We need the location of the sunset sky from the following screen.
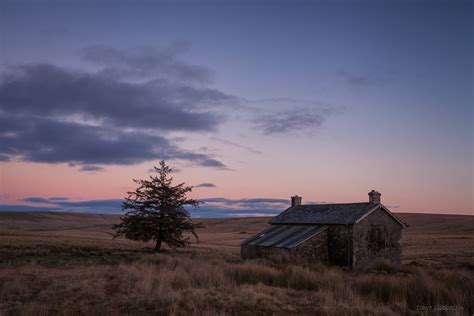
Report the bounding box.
[0,0,472,216]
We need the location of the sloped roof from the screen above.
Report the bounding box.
[269,203,406,227]
[241,224,327,249]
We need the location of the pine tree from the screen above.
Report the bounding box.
[113,160,203,252]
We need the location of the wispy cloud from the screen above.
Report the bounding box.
[148,167,181,173]
[210,137,262,155]
[48,197,69,201]
[254,107,334,135]
[195,183,217,188]
[12,198,123,213]
[200,197,290,215]
[245,98,339,135]
[21,197,52,204]
[79,165,105,172]
[82,41,214,84]
[338,70,395,87]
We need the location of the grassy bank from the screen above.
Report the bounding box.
[1,247,472,316]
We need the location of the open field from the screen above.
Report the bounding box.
[0,212,473,315]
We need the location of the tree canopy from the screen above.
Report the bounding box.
[113,161,203,251]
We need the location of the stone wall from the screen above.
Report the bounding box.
[352,207,402,268]
[291,229,328,263]
[241,243,290,260]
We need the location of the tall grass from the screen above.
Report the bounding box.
[0,250,472,315]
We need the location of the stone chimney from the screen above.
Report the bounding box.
[368,190,381,204]
[291,195,302,207]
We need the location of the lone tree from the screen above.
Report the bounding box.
[113,161,203,252]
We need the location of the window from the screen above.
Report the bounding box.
[368,224,387,252]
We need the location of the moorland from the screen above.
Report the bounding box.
[0,212,472,315]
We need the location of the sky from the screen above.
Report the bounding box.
[0,0,472,216]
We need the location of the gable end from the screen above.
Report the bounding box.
[354,204,407,228]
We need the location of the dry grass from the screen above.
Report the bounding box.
[0,212,473,315]
[0,250,472,315]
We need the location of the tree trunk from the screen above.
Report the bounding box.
[154,239,162,252]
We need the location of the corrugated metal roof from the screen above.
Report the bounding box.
[269,202,378,225]
[241,224,327,249]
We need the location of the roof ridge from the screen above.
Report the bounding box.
[272,202,381,225]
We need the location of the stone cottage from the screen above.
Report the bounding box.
[241,191,407,268]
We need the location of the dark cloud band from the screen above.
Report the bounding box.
[3,196,291,217]
[0,51,232,168]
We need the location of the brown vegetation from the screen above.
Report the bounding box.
[0,212,472,315]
